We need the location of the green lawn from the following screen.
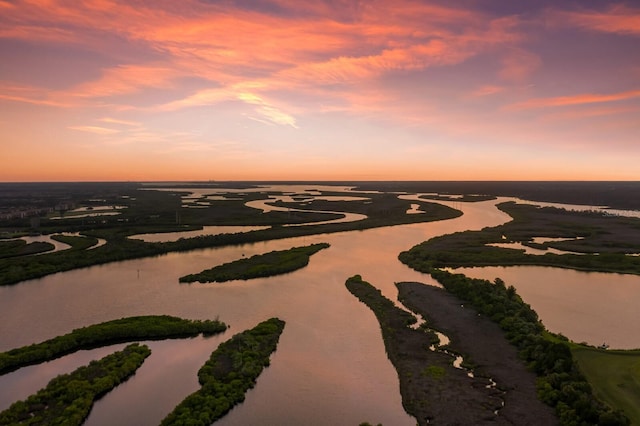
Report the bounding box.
[572,347,640,425]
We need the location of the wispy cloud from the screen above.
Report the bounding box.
[508,89,640,110]
[98,117,141,127]
[549,4,640,36]
[237,92,298,128]
[68,125,120,135]
[0,0,524,117]
[499,49,541,82]
[470,85,506,97]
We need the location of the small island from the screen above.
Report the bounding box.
[161,317,285,425]
[0,343,151,425]
[179,243,330,283]
[0,315,227,375]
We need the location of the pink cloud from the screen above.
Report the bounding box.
[1,0,523,98]
[70,64,181,98]
[550,4,640,36]
[470,85,506,97]
[508,89,640,110]
[499,49,541,82]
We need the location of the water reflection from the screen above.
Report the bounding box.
[129,226,271,243]
[1,194,639,424]
[456,266,640,349]
[9,231,107,255]
[487,242,585,255]
[244,197,368,227]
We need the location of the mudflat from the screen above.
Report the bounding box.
[397,281,558,425]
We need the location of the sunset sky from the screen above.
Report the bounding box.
[1,0,639,181]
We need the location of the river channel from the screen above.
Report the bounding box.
[1,191,639,425]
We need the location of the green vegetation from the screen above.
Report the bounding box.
[50,234,99,250]
[421,365,446,380]
[345,275,417,328]
[0,315,227,375]
[161,318,285,425]
[345,275,507,424]
[0,343,150,425]
[0,239,54,258]
[180,243,330,283]
[399,202,640,275]
[572,347,640,425]
[398,201,640,423]
[401,265,629,425]
[0,183,461,286]
[353,181,640,211]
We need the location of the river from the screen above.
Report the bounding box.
[0,192,638,425]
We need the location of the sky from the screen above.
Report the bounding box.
[1,0,639,182]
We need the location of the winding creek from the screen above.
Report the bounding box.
[1,190,640,425]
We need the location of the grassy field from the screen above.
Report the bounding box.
[572,347,640,425]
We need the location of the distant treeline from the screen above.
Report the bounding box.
[399,202,640,275]
[353,181,640,211]
[0,200,459,286]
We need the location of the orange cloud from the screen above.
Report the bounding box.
[470,85,505,97]
[71,64,180,98]
[538,105,640,123]
[0,83,75,107]
[1,0,522,104]
[508,89,640,110]
[551,5,640,36]
[68,125,120,135]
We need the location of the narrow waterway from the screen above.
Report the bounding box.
[1,192,639,425]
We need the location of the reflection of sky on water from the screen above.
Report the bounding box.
[0,195,508,426]
[245,197,368,227]
[69,205,126,212]
[129,226,271,243]
[2,189,640,424]
[406,203,425,214]
[50,211,122,220]
[458,266,640,350]
[487,242,585,256]
[10,232,106,254]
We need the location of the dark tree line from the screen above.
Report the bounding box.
[0,315,227,375]
[0,343,151,425]
[161,318,285,425]
[413,267,629,425]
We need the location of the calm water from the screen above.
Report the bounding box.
[456,266,640,350]
[1,194,639,425]
[129,226,271,243]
